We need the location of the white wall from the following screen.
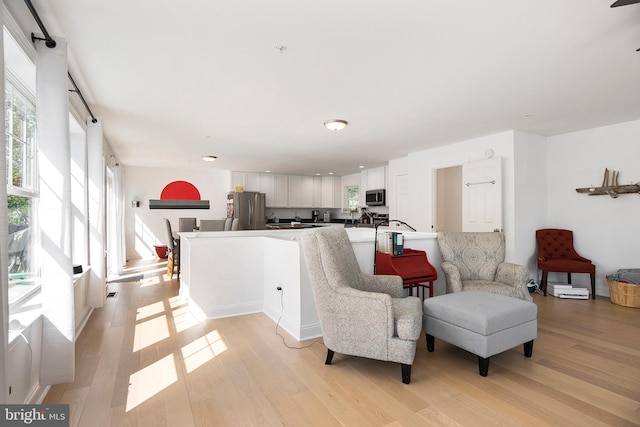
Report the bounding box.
[513,131,548,275]
[407,131,517,256]
[545,120,640,296]
[124,166,231,260]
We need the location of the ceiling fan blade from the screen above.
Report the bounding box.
[611,0,640,7]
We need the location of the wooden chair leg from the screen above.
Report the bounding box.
[541,271,549,296]
[590,273,595,299]
[568,272,572,285]
[167,257,174,280]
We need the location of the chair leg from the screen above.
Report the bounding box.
[568,272,572,285]
[325,349,334,365]
[524,340,534,357]
[590,273,596,299]
[167,257,174,280]
[401,364,411,384]
[426,334,435,352]
[478,356,490,377]
[541,271,549,296]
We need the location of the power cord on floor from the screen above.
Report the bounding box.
[275,287,322,350]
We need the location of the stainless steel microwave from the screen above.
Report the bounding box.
[365,189,385,206]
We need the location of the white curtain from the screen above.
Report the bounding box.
[0,6,10,402]
[37,36,75,385]
[87,118,105,307]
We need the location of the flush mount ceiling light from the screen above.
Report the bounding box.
[201,155,217,162]
[324,119,348,131]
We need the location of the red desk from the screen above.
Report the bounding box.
[375,249,438,300]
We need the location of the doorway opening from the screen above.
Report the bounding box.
[433,165,462,232]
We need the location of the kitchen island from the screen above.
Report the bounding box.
[178,228,441,341]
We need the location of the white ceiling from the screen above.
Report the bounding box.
[6,0,640,176]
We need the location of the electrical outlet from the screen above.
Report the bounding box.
[276,286,282,291]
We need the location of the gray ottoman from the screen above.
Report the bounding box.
[423,290,537,376]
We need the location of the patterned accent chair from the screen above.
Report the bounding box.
[536,229,595,299]
[437,232,532,301]
[300,227,423,384]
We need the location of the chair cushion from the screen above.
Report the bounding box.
[462,281,532,301]
[392,297,422,341]
[539,258,595,274]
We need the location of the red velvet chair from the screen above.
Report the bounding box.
[536,229,595,299]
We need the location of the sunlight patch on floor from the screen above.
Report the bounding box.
[181,330,227,373]
[126,354,177,412]
[140,275,163,288]
[133,314,170,352]
[168,295,186,309]
[136,301,165,321]
[172,304,200,333]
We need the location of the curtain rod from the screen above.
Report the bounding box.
[24,0,98,123]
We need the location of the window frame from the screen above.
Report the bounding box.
[5,58,41,312]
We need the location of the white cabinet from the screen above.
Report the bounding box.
[260,174,275,207]
[313,176,323,207]
[258,173,331,208]
[361,166,387,192]
[260,174,288,207]
[274,175,289,207]
[321,176,341,208]
[288,175,302,207]
[360,166,388,206]
[245,173,261,191]
[231,171,261,191]
[300,176,314,207]
[287,175,317,207]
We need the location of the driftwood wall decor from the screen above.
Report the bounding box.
[576,168,640,198]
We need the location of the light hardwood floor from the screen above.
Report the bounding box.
[44,260,640,426]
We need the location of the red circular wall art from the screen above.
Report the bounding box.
[160,181,201,200]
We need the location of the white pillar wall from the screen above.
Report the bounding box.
[87,118,106,307]
[0,7,10,402]
[36,36,75,385]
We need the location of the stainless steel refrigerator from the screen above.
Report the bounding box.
[226,191,266,230]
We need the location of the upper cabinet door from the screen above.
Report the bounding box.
[462,157,502,232]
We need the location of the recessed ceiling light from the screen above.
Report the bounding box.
[265,170,271,173]
[329,172,334,175]
[323,119,348,131]
[359,165,365,169]
[201,155,217,162]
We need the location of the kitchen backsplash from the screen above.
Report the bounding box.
[266,207,389,222]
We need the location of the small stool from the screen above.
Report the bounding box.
[423,291,537,376]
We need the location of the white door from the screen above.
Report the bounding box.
[462,157,502,232]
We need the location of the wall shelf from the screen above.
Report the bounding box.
[576,168,639,198]
[575,184,640,198]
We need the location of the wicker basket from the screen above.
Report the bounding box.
[607,279,640,308]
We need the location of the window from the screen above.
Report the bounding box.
[5,33,40,309]
[343,185,360,213]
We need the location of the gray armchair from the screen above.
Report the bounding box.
[300,227,422,384]
[437,231,531,301]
